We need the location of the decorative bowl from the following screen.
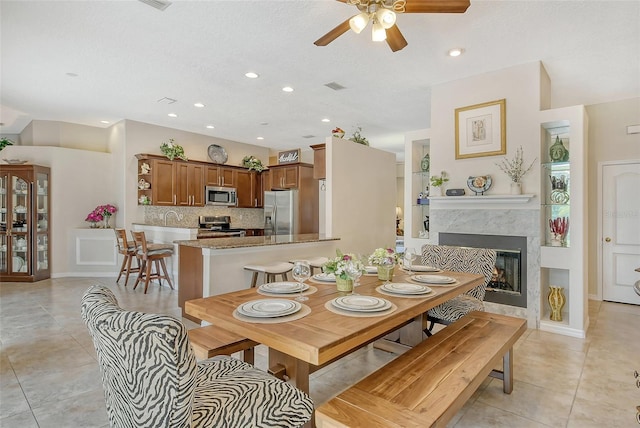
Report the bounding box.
[332,131,345,138]
[3,159,27,165]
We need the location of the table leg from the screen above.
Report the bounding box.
[399,314,425,346]
[268,348,314,427]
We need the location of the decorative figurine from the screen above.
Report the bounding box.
[549,136,569,162]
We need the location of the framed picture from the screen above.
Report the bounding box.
[455,98,506,159]
[277,149,300,164]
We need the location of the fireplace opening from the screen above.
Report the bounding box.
[439,233,527,308]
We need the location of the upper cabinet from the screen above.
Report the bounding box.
[310,144,326,180]
[236,170,264,208]
[268,164,314,190]
[206,166,237,188]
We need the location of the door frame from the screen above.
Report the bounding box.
[596,158,640,301]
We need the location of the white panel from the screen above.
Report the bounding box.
[614,254,639,286]
[76,237,117,265]
[614,172,640,246]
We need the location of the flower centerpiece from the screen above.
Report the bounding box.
[160,138,188,161]
[368,247,399,280]
[242,155,265,172]
[322,250,364,291]
[430,171,449,196]
[332,127,345,138]
[85,204,118,228]
[495,146,536,194]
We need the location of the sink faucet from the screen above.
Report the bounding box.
[164,210,183,226]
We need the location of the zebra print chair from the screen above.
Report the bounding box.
[81,285,313,428]
[421,244,496,337]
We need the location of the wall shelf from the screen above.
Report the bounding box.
[428,194,536,204]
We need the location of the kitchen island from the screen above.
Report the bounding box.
[176,234,340,323]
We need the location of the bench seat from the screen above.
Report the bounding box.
[315,311,527,428]
[188,325,258,364]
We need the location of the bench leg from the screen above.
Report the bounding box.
[503,347,513,393]
[243,347,255,365]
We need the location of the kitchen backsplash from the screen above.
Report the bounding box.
[142,206,265,228]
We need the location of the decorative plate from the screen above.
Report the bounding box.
[3,159,27,165]
[207,144,228,164]
[467,175,492,195]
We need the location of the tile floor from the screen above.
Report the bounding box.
[1,277,638,427]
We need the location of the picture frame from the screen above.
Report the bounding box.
[455,98,506,159]
[277,149,300,164]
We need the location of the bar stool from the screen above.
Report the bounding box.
[114,228,140,285]
[131,230,174,294]
[290,256,328,275]
[243,262,294,288]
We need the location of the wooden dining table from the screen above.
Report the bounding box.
[185,266,483,394]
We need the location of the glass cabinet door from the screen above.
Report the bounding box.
[11,174,30,274]
[36,172,49,272]
[0,173,7,273]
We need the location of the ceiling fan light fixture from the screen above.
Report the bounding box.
[371,19,387,42]
[376,8,396,29]
[349,12,370,34]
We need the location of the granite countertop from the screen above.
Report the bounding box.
[175,234,340,250]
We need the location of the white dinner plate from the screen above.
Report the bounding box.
[12,256,24,271]
[364,265,378,274]
[313,273,336,282]
[258,281,308,294]
[402,265,441,273]
[237,299,301,318]
[382,282,432,295]
[411,274,456,284]
[331,296,391,312]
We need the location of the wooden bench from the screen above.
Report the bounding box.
[315,311,527,428]
[187,325,258,364]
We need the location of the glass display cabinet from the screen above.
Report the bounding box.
[0,164,51,282]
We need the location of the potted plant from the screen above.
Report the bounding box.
[242,155,265,172]
[160,138,188,161]
[368,247,399,281]
[349,127,369,146]
[322,250,364,292]
[430,171,449,196]
[495,146,536,194]
[0,137,14,151]
[332,127,345,138]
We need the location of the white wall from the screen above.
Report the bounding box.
[430,61,549,199]
[586,97,640,295]
[1,145,116,275]
[325,137,396,256]
[19,120,110,151]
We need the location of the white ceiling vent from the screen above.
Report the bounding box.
[138,0,172,11]
[157,97,177,104]
[302,135,316,139]
[324,82,346,91]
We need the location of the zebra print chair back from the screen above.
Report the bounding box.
[81,285,313,428]
[421,245,497,336]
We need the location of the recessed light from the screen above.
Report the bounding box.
[282,86,294,93]
[194,102,205,108]
[448,48,464,57]
[257,137,264,140]
[321,118,330,123]
[168,113,178,118]
[245,72,259,79]
[100,120,110,124]
[206,125,215,129]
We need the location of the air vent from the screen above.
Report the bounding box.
[138,0,172,11]
[157,97,177,104]
[302,135,316,139]
[324,82,347,91]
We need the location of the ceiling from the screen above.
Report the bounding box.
[1,1,638,160]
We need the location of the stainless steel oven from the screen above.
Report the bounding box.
[205,186,237,206]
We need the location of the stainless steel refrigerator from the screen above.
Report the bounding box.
[264,190,299,235]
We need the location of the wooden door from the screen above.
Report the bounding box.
[152,159,176,205]
[602,162,640,304]
[282,166,299,188]
[189,164,204,206]
[219,168,236,187]
[235,170,254,208]
[270,168,285,189]
[206,166,220,186]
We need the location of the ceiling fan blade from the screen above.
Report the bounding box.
[314,19,352,46]
[386,25,408,52]
[403,0,470,13]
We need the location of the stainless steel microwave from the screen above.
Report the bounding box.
[205,186,237,206]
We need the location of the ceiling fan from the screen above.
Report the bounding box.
[314,0,470,52]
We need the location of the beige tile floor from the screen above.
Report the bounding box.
[1,277,638,427]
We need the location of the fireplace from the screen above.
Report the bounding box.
[439,233,527,308]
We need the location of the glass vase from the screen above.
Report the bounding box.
[103,215,112,229]
[548,286,566,321]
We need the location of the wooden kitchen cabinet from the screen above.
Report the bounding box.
[0,165,51,282]
[150,158,176,206]
[175,162,204,206]
[268,164,314,190]
[310,143,326,180]
[236,170,265,208]
[206,166,237,187]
